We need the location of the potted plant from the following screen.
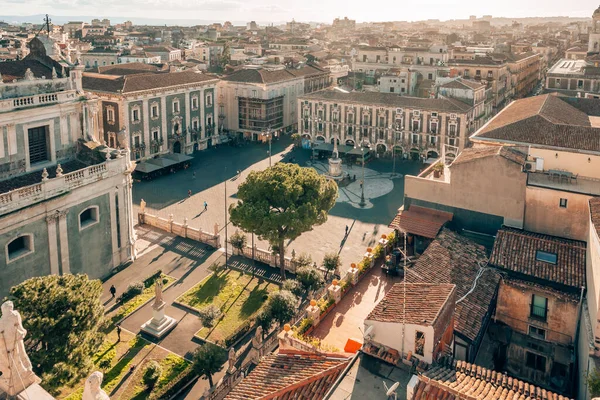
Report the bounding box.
[432,163,444,178]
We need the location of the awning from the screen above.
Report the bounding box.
[164,153,194,163]
[147,157,178,168]
[388,206,453,239]
[134,162,162,174]
[312,143,357,154]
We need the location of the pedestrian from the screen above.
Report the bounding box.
[193,171,196,179]
[345,225,349,235]
[109,284,116,298]
[188,189,192,198]
[353,174,356,181]
[360,181,363,189]
[204,201,208,211]
[116,325,121,342]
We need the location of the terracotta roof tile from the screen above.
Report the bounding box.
[474,95,600,152]
[366,283,456,325]
[389,206,453,239]
[451,145,526,167]
[406,229,500,342]
[590,198,600,238]
[299,91,473,113]
[417,359,572,400]
[225,352,349,400]
[222,68,300,84]
[489,227,586,291]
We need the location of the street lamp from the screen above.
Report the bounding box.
[355,145,366,208]
[261,125,273,167]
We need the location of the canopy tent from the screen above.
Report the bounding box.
[147,157,178,168]
[134,162,162,174]
[164,153,194,163]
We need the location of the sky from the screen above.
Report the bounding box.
[0,0,596,24]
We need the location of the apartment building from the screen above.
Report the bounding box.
[505,52,542,98]
[546,59,600,98]
[83,63,220,158]
[297,90,476,160]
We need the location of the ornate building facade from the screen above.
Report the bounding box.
[0,38,135,297]
[82,64,220,160]
[297,91,475,160]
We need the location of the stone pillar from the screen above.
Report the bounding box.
[46,213,60,275]
[161,95,168,145]
[142,98,150,150]
[168,214,174,233]
[328,280,342,304]
[306,299,321,326]
[182,217,188,238]
[109,190,120,268]
[57,210,70,274]
[347,266,359,285]
[185,91,191,144]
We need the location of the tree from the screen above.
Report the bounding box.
[229,230,247,254]
[265,290,297,326]
[589,369,600,397]
[295,253,313,269]
[229,163,337,278]
[255,309,273,336]
[322,253,341,280]
[7,274,105,388]
[282,279,303,297]
[219,41,231,68]
[192,343,227,387]
[291,132,302,147]
[296,266,324,294]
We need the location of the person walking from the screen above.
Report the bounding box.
[109,284,116,299]
[345,225,349,236]
[116,325,121,342]
[188,190,192,198]
[204,201,208,211]
[193,171,196,179]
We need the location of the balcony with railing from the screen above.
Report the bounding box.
[0,90,79,113]
[0,151,131,216]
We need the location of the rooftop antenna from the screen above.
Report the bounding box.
[383,381,400,400]
[44,14,51,36]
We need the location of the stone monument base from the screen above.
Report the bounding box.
[327,157,344,181]
[16,383,53,400]
[140,302,177,338]
[0,370,40,398]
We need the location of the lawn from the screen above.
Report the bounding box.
[176,269,279,344]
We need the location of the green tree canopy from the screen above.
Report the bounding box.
[265,290,297,326]
[6,274,105,388]
[192,343,227,387]
[229,163,337,278]
[296,266,324,294]
[322,253,341,280]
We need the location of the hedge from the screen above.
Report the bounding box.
[224,319,253,348]
[148,365,196,400]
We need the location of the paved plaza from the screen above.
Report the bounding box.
[132,135,423,270]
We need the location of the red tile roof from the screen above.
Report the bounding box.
[389,206,453,239]
[590,198,600,238]
[407,229,500,342]
[473,94,600,153]
[366,283,456,325]
[451,146,526,167]
[415,359,572,400]
[489,228,586,291]
[225,352,349,400]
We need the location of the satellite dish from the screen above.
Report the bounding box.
[386,382,400,397]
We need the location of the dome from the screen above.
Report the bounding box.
[593,5,600,20]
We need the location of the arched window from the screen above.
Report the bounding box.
[79,206,99,231]
[6,234,34,263]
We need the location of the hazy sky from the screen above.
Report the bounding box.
[1,0,596,23]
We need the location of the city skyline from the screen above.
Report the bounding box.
[0,0,596,25]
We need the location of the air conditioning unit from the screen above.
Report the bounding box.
[524,161,536,171]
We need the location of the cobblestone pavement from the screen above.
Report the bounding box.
[132,135,423,279]
[310,266,402,351]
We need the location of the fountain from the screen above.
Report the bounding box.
[327,136,344,181]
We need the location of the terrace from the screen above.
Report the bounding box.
[527,171,600,196]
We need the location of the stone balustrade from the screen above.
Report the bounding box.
[0,154,128,216]
[0,90,78,112]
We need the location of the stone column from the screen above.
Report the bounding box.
[199,89,206,140]
[142,98,150,150]
[328,280,342,304]
[46,213,60,275]
[161,95,168,145]
[57,210,70,274]
[109,190,119,267]
[185,91,191,143]
[6,123,16,156]
[306,299,321,326]
[60,114,69,147]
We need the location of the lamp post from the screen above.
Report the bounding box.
[261,125,273,167]
[355,145,366,208]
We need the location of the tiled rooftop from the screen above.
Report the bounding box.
[406,229,500,342]
[299,91,473,113]
[415,359,572,400]
[489,227,586,291]
[366,283,455,325]
[451,146,526,167]
[473,94,600,153]
[225,351,349,400]
[389,205,453,239]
